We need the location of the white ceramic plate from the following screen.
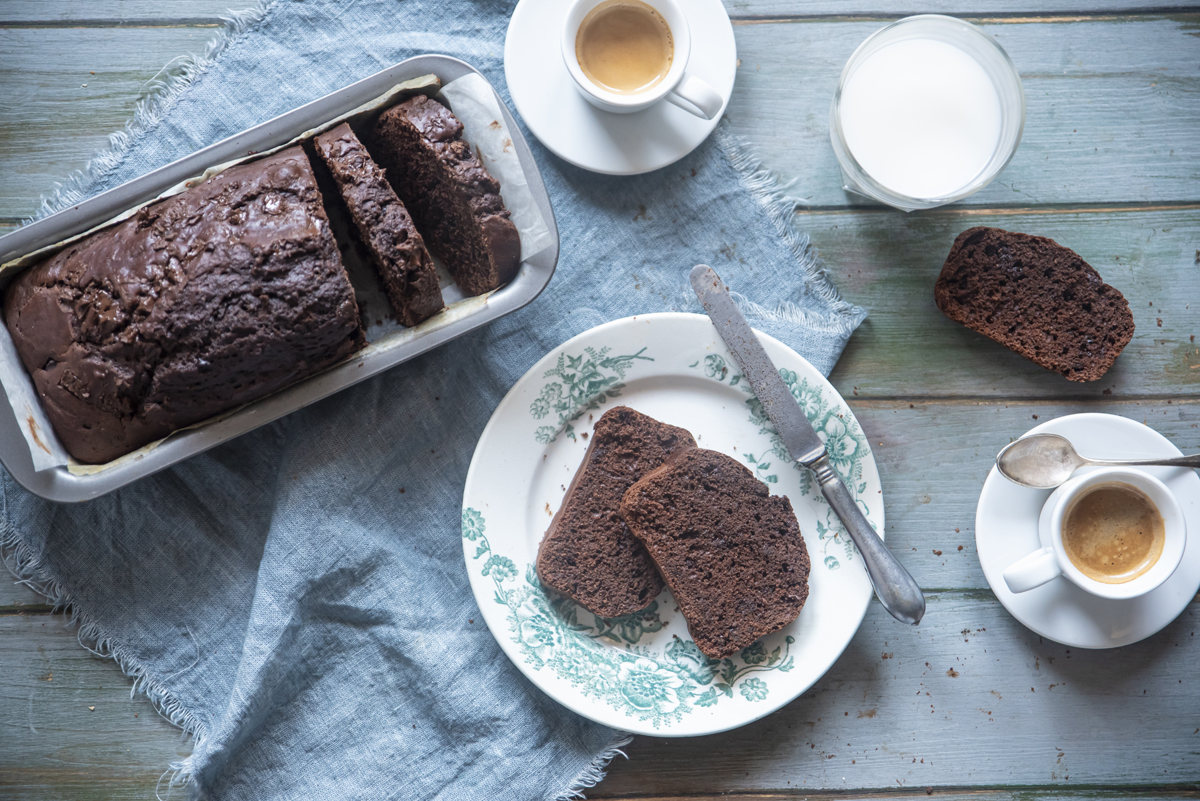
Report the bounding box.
[462,314,881,735]
[976,413,1200,649]
[504,0,737,175]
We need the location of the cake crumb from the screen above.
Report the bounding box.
[399,488,405,494]
[933,550,942,556]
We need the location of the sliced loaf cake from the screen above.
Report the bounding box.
[537,406,696,618]
[934,227,1135,382]
[370,96,520,296]
[620,448,810,659]
[311,123,443,327]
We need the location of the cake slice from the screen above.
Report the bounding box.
[369,95,520,296]
[537,406,696,618]
[620,448,811,659]
[934,227,1135,382]
[311,123,443,327]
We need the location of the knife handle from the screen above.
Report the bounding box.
[811,455,926,625]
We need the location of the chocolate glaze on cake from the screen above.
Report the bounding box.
[3,147,364,464]
[935,227,1135,382]
[369,96,520,297]
[311,123,443,327]
[620,448,811,660]
[537,406,696,618]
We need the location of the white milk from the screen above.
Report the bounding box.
[838,38,1002,200]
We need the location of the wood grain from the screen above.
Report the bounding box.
[725,15,1200,209]
[0,0,1188,25]
[596,594,1200,796]
[1,16,1199,220]
[0,613,187,801]
[0,27,221,220]
[814,207,1200,400]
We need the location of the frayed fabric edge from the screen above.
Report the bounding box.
[1,522,206,797]
[555,731,635,800]
[713,126,868,339]
[4,6,286,795]
[31,0,280,223]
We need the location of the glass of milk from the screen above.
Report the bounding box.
[829,15,1025,211]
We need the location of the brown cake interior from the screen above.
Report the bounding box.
[310,123,443,328]
[934,226,1135,382]
[537,406,696,618]
[620,448,811,659]
[370,96,520,297]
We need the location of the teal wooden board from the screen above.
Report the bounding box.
[1,16,1199,219]
[812,206,1200,400]
[2,5,1199,800]
[0,0,1187,24]
[725,15,1200,209]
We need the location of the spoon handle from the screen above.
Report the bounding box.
[1085,454,1200,470]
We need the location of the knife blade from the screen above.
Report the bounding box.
[691,264,926,625]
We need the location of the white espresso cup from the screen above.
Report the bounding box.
[1002,468,1186,600]
[561,0,724,119]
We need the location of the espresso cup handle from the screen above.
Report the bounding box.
[666,72,723,120]
[1002,546,1062,594]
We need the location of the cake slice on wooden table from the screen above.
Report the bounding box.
[934,226,1135,382]
[369,95,520,297]
[537,406,696,618]
[311,122,444,327]
[620,448,811,660]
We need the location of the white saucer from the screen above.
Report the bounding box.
[976,413,1200,649]
[504,0,737,175]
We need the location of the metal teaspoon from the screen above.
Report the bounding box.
[996,433,1200,489]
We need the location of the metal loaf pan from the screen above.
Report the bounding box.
[0,55,558,502]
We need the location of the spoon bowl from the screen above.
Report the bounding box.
[997,432,1200,489]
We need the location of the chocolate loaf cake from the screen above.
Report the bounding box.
[934,227,1135,382]
[537,406,696,618]
[312,123,443,327]
[3,147,364,464]
[620,449,810,659]
[370,96,520,296]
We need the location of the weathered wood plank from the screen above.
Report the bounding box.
[596,594,1200,796]
[0,27,220,220]
[725,15,1200,209]
[4,598,1197,798]
[812,206,1200,400]
[0,0,1187,25]
[598,795,1200,801]
[0,612,188,801]
[1,16,1199,220]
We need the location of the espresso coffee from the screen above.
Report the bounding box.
[576,0,674,95]
[1062,482,1165,584]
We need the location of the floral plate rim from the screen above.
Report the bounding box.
[462,312,881,736]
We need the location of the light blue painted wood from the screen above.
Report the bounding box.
[2,4,1199,800]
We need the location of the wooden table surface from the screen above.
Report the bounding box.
[2,1,1199,799]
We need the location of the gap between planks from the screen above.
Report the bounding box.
[2,9,1195,28]
[591,789,1200,800]
[731,9,1200,24]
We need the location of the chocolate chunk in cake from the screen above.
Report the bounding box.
[3,147,363,464]
[312,123,443,327]
[369,95,520,297]
[537,406,696,618]
[934,226,1135,382]
[620,448,811,659]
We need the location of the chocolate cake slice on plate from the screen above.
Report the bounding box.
[620,448,811,659]
[312,122,443,327]
[370,95,520,297]
[537,406,696,618]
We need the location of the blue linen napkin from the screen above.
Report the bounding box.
[2,1,866,798]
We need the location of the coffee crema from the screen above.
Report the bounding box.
[576,0,674,95]
[1062,482,1165,584]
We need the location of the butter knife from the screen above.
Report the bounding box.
[690,264,926,625]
